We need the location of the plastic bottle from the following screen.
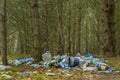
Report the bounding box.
[42,51,52,62]
[76,52,81,57]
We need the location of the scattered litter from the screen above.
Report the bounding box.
[0,65,11,70]
[16,71,36,75]
[16,71,39,76]
[66,73,72,77]
[82,62,97,71]
[114,70,120,73]
[83,66,97,71]
[58,69,69,74]
[45,72,55,76]
[98,70,112,74]
[8,60,14,65]
[31,64,40,68]
[47,70,51,72]
[33,71,38,74]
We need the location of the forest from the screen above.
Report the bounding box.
[0,0,120,80]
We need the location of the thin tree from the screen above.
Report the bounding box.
[1,0,8,65]
[44,0,49,50]
[56,0,64,55]
[31,0,41,60]
[102,0,116,56]
[77,0,81,53]
[68,0,71,54]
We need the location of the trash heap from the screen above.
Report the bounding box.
[37,51,120,74]
[13,51,120,74]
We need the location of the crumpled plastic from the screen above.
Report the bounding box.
[14,58,34,66]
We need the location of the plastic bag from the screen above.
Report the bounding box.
[42,51,52,62]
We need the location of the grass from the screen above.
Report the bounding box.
[8,53,31,59]
[107,57,120,70]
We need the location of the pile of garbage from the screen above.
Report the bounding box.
[13,51,120,74]
[37,51,120,74]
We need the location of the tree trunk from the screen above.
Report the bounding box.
[68,0,71,55]
[1,0,8,65]
[44,0,49,50]
[56,0,64,55]
[102,0,116,56]
[85,22,89,53]
[31,0,41,61]
[77,0,81,53]
[19,31,24,53]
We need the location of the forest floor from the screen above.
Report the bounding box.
[0,54,120,80]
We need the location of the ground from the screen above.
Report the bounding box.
[0,54,120,80]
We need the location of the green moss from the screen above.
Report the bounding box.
[11,67,19,72]
[108,59,120,70]
[34,74,44,80]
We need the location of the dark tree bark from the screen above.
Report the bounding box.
[31,0,41,61]
[85,23,89,53]
[44,0,49,50]
[68,0,71,55]
[102,0,116,56]
[29,4,34,54]
[72,20,76,54]
[77,0,81,53]
[19,31,24,54]
[1,0,8,65]
[56,0,64,55]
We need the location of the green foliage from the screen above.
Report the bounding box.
[35,74,44,80]
[11,67,19,72]
[0,0,120,56]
